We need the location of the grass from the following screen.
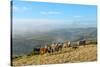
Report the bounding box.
[12,44,97,66]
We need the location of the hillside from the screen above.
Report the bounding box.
[12,44,97,66]
[12,27,97,56]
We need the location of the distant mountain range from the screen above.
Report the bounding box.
[12,27,97,56]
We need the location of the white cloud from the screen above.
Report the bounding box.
[13,18,69,33]
[13,6,18,11]
[13,6,28,12]
[13,18,66,26]
[73,15,83,18]
[40,11,61,15]
[23,6,28,10]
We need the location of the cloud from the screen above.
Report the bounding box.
[40,11,61,15]
[22,6,28,10]
[13,18,69,33]
[13,18,67,26]
[13,6,28,12]
[13,18,69,31]
[13,6,18,11]
[73,15,83,18]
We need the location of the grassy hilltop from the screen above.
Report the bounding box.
[12,44,97,66]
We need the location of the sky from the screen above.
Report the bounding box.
[12,1,97,33]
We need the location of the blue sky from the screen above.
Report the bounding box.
[12,1,97,32]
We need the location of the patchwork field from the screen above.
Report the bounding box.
[12,44,97,66]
